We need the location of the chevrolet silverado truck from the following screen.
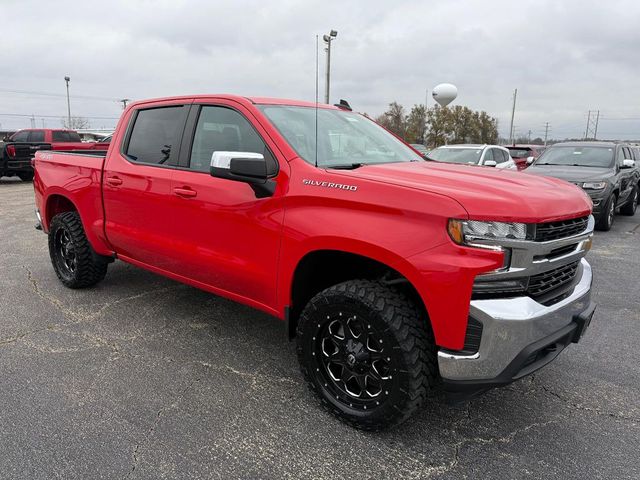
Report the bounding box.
[33,95,596,430]
[8,128,108,151]
[527,141,639,230]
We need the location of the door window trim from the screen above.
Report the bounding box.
[178,103,279,177]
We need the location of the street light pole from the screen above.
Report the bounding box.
[64,76,71,128]
[322,30,338,104]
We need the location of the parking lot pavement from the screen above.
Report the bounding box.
[1,177,639,480]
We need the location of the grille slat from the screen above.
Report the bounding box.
[527,261,580,298]
[534,216,588,242]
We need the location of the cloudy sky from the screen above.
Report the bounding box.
[2,0,640,140]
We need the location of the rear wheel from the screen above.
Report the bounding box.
[296,279,437,430]
[620,187,638,216]
[48,211,109,288]
[17,171,34,181]
[595,193,617,231]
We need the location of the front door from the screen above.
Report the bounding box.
[167,102,287,311]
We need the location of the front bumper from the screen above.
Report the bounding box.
[439,258,594,401]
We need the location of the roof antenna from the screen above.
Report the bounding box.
[315,34,319,168]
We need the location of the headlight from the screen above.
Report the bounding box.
[448,219,527,247]
[582,182,606,190]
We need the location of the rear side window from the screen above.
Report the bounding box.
[11,131,29,142]
[28,130,45,142]
[189,105,276,173]
[52,131,82,142]
[125,106,188,165]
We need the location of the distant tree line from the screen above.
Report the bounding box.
[374,102,499,147]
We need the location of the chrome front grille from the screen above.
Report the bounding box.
[533,216,589,242]
[471,215,594,305]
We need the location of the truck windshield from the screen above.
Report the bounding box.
[258,105,423,167]
[535,146,614,167]
[428,147,482,164]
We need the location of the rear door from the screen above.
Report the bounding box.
[103,101,191,268]
[618,147,635,204]
[166,101,287,310]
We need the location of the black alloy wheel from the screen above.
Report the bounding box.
[48,211,109,288]
[316,310,391,410]
[53,227,77,276]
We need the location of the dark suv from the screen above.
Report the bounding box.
[526,141,639,230]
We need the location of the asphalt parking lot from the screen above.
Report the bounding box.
[1,177,639,480]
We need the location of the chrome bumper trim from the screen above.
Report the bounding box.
[438,258,593,381]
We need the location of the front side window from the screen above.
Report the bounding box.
[28,130,45,142]
[189,106,274,173]
[125,106,187,165]
[259,105,422,168]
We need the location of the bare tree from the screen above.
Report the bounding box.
[61,116,90,129]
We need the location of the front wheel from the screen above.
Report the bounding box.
[48,211,108,288]
[620,187,638,216]
[595,193,617,231]
[296,280,437,430]
[18,171,34,181]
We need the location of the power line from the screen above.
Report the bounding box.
[0,87,122,102]
[0,112,120,120]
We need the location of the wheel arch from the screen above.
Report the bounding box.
[44,193,78,230]
[286,248,431,340]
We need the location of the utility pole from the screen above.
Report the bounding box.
[527,129,532,143]
[543,122,550,146]
[585,110,600,140]
[64,76,71,128]
[120,98,130,110]
[584,110,591,139]
[30,115,35,128]
[322,30,338,104]
[508,88,517,145]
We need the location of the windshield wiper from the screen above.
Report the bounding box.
[325,163,366,170]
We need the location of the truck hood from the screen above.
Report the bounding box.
[335,161,592,223]
[525,165,612,183]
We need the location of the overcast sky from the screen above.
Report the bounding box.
[2,0,640,140]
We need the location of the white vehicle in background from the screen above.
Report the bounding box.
[427,144,517,169]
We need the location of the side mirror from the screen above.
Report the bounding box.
[484,160,497,167]
[621,159,635,169]
[526,156,535,164]
[2,136,10,142]
[210,151,276,198]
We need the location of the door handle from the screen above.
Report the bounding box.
[173,187,197,198]
[106,176,123,186]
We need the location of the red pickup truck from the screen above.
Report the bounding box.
[9,128,108,151]
[33,95,596,430]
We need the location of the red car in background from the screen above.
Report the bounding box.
[8,129,109,151]
[505,144,546,170]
